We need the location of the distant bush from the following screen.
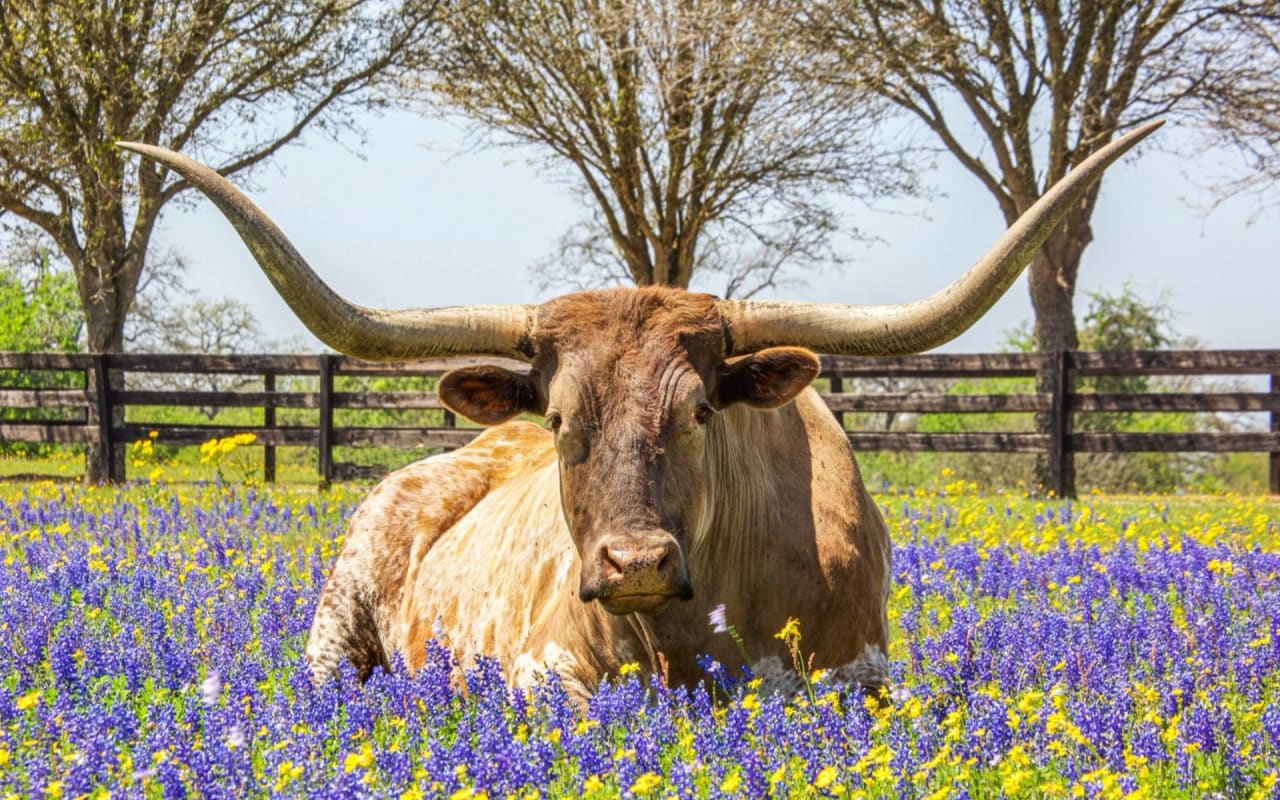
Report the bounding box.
[0,250,84,458]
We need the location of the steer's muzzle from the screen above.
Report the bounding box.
[580,530,693,614]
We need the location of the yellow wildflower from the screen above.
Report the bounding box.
[774,618,801,643]
[273,761,303,792]
[630,772,663,795]
[343,742,375,773]
[814,766,838,789]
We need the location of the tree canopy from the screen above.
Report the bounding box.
[0,0,442,355]
[0,0,442,481]
[424,0,919,297]
[811,0,1278,493]
[812,0,1278,354]
[1189,6,1280,213]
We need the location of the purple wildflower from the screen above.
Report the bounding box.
[708,603,728,634]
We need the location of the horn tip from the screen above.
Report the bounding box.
[1128,119,1165,142]
[117,141,164,161]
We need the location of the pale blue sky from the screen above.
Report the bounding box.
[152,111,1279,354]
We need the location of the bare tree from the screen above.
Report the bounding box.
[1188,6,1280,214]
[0,0,442,480]
[422,0,919,296]
[811,0,1279,490]
[115,249,264,417]
[124,251,260,354]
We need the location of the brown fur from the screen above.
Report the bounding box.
[305,287,891,701]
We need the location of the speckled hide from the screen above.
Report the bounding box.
[305,288,892,703]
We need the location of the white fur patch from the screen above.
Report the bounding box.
[828,644,890,690]
[750,645,891,699]
[512,641,587,697]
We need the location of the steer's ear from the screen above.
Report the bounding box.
[715,347,821,409]
[439,365,543,425]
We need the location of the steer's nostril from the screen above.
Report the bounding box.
[600,545,624,580]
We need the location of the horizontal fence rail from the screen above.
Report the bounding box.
[0,350,1277,493]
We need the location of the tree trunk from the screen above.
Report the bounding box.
[80,257,139,484]
[1028,220,1092,497]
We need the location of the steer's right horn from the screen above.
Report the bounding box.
[118,143,536,362]
[718,120,1164,357]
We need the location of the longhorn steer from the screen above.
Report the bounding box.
[121,121,1159,702]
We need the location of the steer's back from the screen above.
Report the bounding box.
[305,421,561,681]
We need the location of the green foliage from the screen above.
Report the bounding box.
[0,251,84,458]
[1072,285,1204,492]
[331,373,464,475]
[1079,284,1179,352]
[0,250,82,352]
[1078,283,1182,405]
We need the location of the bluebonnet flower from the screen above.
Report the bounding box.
[2,483,1278,797]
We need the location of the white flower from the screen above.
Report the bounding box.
[707,603,728,634]
[199,670,223,706]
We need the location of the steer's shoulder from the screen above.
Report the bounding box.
[334,421,552,606]
[307,420,557,679]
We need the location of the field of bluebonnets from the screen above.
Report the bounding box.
[2,469,1279,799]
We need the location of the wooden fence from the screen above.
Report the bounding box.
[1,350,1278,494]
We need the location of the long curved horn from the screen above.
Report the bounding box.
[718,120,1163,356]
[118,142,535,362]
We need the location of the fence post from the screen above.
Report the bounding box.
[318,355,335,487]
[829,375,846,431]
[263,372,276,483]
[1047,350,1072,498]
[1271,374,1279,495]
[90,354,121,483]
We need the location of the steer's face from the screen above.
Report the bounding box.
[438,288,818,615]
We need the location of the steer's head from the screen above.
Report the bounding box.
[436,289,819,613]
[117,121,1159,613]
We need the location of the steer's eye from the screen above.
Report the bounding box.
[545,411,563,432]
[694,401,716,425]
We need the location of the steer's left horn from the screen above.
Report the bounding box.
[718,120,1163,356]
[118,142,535,362]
